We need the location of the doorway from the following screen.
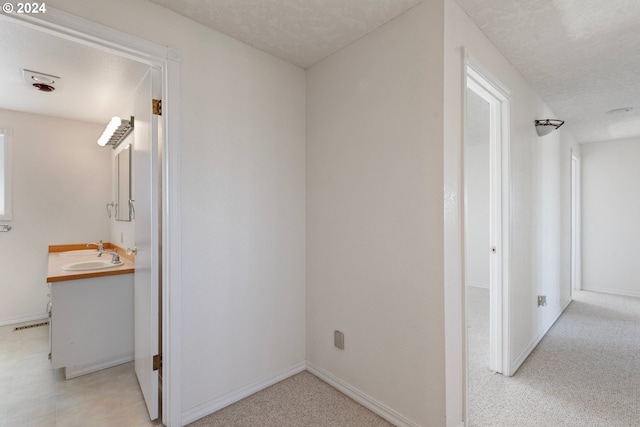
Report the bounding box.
[463,55,511,422]
[2,9,180,426]
[464,57,511,374]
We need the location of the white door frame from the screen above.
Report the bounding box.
[464,54,511,378]
[571,150,582,291]
[3,9,183,427]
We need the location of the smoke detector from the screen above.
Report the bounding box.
[22,69,62,92]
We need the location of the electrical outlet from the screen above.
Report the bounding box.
[334,330,344,350]
[121,232,124,243]
[538,295,547,307]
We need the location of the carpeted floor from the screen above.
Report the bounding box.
[188,371,394,427]
[467,287,640,426]
[187,289,639,427]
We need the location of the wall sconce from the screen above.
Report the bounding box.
[98,116,134,148]
[534,119,564,137]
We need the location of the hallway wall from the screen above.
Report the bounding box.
[306,2,446,425]
[581,137,640,297]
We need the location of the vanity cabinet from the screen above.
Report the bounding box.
[47,245,135,380]
[50,274,134,379]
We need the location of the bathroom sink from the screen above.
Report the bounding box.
[59,249,99,256]
[61,260,123,271]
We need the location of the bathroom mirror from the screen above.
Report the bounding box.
[116,147,131,221]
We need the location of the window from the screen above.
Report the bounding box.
[0,129,12,221]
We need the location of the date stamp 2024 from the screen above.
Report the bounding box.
[2,2,46,14]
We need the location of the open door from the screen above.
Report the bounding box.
[464,55,512,375]
[464,54,512,425]
[132,68,161,420]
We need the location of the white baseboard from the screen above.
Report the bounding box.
[510,297,572,374]
[0,313,48,327]
[581,287,640,299]
[181,362,306,426]
[466,281,489,289]
[306,362,420,427]
[65,353,134,379]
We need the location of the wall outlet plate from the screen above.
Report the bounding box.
[538,295,547,307]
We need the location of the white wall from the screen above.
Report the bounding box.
[0,108,110,325]
[46,0,307,420]
[306,2,446,426]
[581,138,640,297]
[444,1,580,423]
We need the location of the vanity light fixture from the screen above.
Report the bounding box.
[98,116,134,148]
[534,118,564,137]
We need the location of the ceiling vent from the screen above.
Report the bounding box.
[22,69,62,92]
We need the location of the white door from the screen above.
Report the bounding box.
[465,59,511,376]
[132,68,160,420]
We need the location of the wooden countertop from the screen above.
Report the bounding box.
[47,243,135,283]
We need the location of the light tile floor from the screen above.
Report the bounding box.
[0,321,161,427]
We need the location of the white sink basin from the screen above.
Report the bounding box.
[59,249,99,256]
[61,260,123,271]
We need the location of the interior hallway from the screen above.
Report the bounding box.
[467,287,640,426]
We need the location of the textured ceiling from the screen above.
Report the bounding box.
[148,0,424,68]
[0,17,150,125]
[455,0,640,144]
[4,0,637,144]
[152,0,640,143]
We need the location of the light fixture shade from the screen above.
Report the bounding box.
[535,119,564,137]
[98,116,134,148]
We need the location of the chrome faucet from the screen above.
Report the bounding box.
[98,248,121,264]
[87,240,104,252]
